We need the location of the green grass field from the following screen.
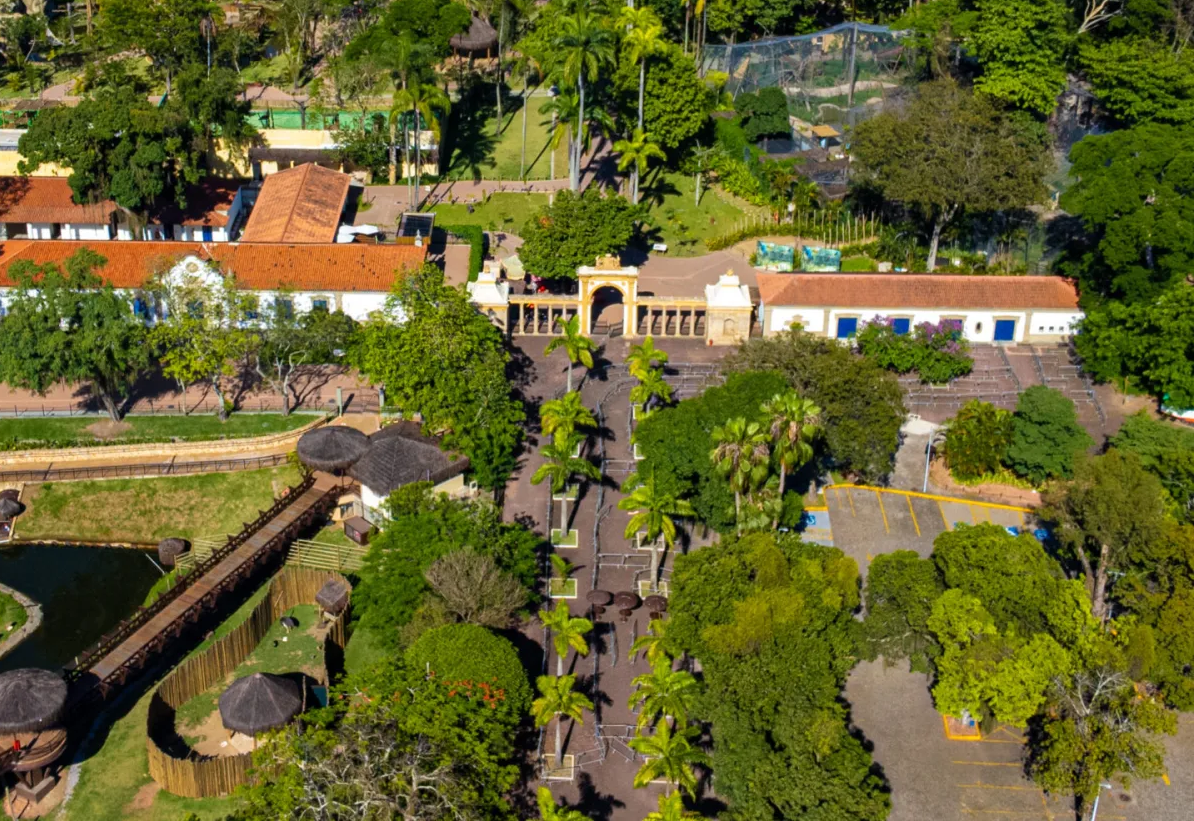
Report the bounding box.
[0,591,27,632]
[445,93,568,182]
[641,171,767,256]
[0,413,314,448]
[430,192,549,235]
[19,466,303,544]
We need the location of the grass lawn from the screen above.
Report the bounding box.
[18,466,303,544]
[640,171,767,256]
[0,590,27,631]
[344,623,389,676]
[445,94,568,183]
[309,522,358,549]
[175,604,322,738]
[0,413,315,448]
[430,192,549,236]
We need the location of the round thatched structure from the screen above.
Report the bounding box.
[219,673,302,737]
[296,426,369,472]
[1,727,68,772]
[450,15,498,53]
[157,537,189,568]
[0,497,24,518]
[0,669,68,733]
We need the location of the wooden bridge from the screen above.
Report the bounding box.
[63,472,343,709]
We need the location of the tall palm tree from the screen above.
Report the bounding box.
[492,0,532,126]
[646,792,705,821]
[539,87,578,182]
[680,0,706,56]
[629,658,699,729]
[540,600,594,676]
[545,314,596,392]
[761,392,822,521]
[392,79,450,210]
[614,128,667,204]
[533,673,594,772]
[531,431,601,537]
[512,49,545,180]
[541,391,597,440]
[626,335,669,380]
[618,470,694,592]
[382,35,431,187]
[629,367,673,417]
[630,618,670,665]
[555,6,615,191]
[619,7,665,132]
[538,787,587,821]
[628,722,709,797]
[710,418,771,535]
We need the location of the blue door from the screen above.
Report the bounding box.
[836,317,858,339]
[892,317,911,335]
[202,226,214,242]
[993,319,1016,342]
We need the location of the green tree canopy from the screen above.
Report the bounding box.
[970,0,1070,114]
[613,45,712,152]
[1006,386,1094,484]
[1111,412,1194,523]
[98,0,216,93]
[943,400,1013,481]
[0,249,150,422]
[734,87,791,141]
[862,550,945,672]
[851,79,1049,271]
[519,189,640,280]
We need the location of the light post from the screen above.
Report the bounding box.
[922,429,945,493]
[1089,782,1113,821]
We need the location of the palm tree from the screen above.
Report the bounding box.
[533,673,594,773]
[710,418,771,535]
[512,49,545,180]
[382,34,431,187]
[539,87,578,182]
[531,431,601,537]
[629,658,699,729]
[540,600,594,676]
[614,128,667,205]
[629,367,673,417]
[680,0,706,56]
[544,314,596,392]
[626,335,669,380]
[646,792,704,821]
[618,470,694,592]
[538,786,587,821]
[555,6,615,191]
[761,392,822,524]
[628,721,709,797]
[392,79,450,210]
[630,618,670,665]
[691,141,716,207]
[492,0,532,127]
[540,390,597,440]
[619,7,665,132]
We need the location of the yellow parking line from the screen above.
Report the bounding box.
[960,812,1047,817]
[952,761,1020,767]
[1019,510,1025,527]
[1163,772,1170,786]
[825,484,1032,513]
[969,505,978,524]
[938,500,950,530]
[846,489,856,517]
[907,495,920,536]
[958,784,1040,792]
[875,490,889,533]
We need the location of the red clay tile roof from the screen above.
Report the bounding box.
[0,177,116,226]
[0,240,427,292]
[756,273,1080,311]
[239,164,351,244]
[152,180,243,228]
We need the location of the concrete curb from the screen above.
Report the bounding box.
[0,580,42,660]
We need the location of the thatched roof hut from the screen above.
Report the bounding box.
[296,426,369,472]
[0,669,67,733]
[450,15,498,53]
[219,673,302,737]
[157,537,189,568]
[0,497,24,519]
[315,578,351,616]
[348,422,469,500]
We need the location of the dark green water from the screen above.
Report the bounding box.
[0,544,159,672]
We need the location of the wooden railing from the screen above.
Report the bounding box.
[62,473,319,683]
[0,454,290,484]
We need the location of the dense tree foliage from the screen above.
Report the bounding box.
[353,484,540,650]
[856,317,974,384]
[669,532,890,821]
[1111,412,1194,523]
[862,550,944,672]
[943,400,1013,480]
[733,87,790,141]
[519,189,640,281]
[1006,386,1094,484]
[0,250,149,422]
[350,265,524,489]
[723,329,907,481]
[852,80,1049,271]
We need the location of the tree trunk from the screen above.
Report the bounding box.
[521,87,529,180]
[650,537,661,592]
[565,360,573,392]
[176,378,189,415]
[573,75,585,192]
[99,389,121,423]
[389,118,397,185]
[554,713,563,767]
[773,459,786,529]
[632,166,639,205]
[683,4,690,53]
[86,0,92,37]
[926,213,945,272]
[734,490,742,536]
[638,59,646,132]
[695,170,701,206]
[413,106,422,210]
[560,494,569,534]
[557,646,565,677]
[211,379,229,421]
[496,13,505,125]
[550,111,558,179]
[1091,543,1112,620]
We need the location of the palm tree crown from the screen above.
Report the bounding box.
[618,471,694,548]
[540,600,594,676]
[614,128,667,204]
[711,417,772,534]
[545,314,597,392]
[626,335,669,380]
[630,618,671,665]
[628,721,709,797]
[531,431,601,495]
[761,391,822,503]
[537,787,588,821]
[646,792,705,821]
[541,390,597,440]
[629,658,700,729]
[630,367,673,416]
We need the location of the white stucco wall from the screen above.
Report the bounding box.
[174,225,231,242]
[766,306,1083,343]
[340,292,389,321]
[26,223,55,239]
[61,223,113,241]
[769,306,825,334]
[1027,312,1083,336]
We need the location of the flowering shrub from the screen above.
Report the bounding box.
[856,317,973,384]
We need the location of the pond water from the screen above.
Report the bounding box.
[0,544,159,672]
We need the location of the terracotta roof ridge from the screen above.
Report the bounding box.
[279,163,314,244]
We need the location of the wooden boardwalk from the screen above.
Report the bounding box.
[65,472,342,706]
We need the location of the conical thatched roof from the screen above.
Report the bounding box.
[450,15,498,53]
[296,426,369,472]
[0,669,67,733]
[157,537,189,568]
[219,673,302,737]
[0,497,24,518]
